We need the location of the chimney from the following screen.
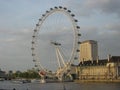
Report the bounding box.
[82,58,84,64]
[107,54,111,62]
[91,60,93,64]
[97,56,99,64]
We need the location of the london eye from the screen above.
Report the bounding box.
[31,6,81,81]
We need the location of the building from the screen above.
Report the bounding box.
[71,56,120,80]
[80,40,98,62]
[0,69,6,78]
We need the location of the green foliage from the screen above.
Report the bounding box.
[12,69,41,79]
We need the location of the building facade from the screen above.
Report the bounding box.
[0,70,6,78]
[71,56,120,80]
[80,40,98,62]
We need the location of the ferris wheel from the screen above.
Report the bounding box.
[31,6,81,80]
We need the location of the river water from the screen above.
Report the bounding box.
[0,81,120,90]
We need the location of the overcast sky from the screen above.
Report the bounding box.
[0,0,120,72]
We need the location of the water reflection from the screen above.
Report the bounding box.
[0,81,120,90]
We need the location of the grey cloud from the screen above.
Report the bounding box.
[64,0,91,17]
[0,28,33,71]
[85,0,120,16]
[64,0,120,17]
[105,23,120,32]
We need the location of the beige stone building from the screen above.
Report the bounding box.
[80,40,98,62]
[72,56,120,80]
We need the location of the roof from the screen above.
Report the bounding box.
[78,56,120,66]
[110,56,120,62]
[78,59,107,66]
[81,40,97,44]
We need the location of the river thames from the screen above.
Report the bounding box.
[0,81,120,90]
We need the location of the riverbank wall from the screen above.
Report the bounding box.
[75,79,120,83]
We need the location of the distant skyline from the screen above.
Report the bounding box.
[0,0,120,71]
